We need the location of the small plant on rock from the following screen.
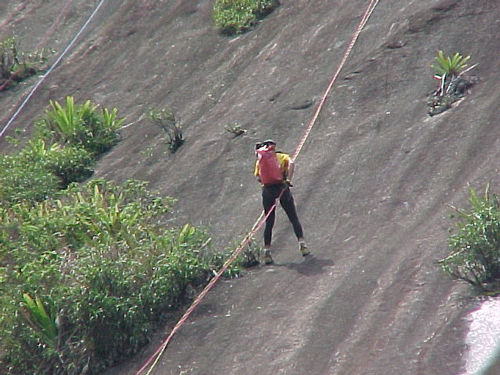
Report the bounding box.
[224,122,247,137]
[439,185,500,292]
[149,108,184,153]
[427,50,477,116]
[431,50,470,79]
[0,36,52,91]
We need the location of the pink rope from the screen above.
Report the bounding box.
[135,197,281,375]
[292,0,379,162]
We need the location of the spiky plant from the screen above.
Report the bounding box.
[431,50,470,79]
[21,293,58,349]
[42,96,124,155]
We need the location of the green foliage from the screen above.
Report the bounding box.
[40,144,94,188]
[439,186,500,291]
[0,93,251,374]
[0,139,94,206]
[0,179,238,374]
[21,139,94,188]
[0,36,52,91]
[431,50,470,79]
[0,37,18,76]
[21,293,59,350]
[39,96,124,156]
[213,0,279,35]
[427,51,475,116]
[0,152,59,205]
[149,108,184,153]
[0,96,123,206]
[224,122,247,137]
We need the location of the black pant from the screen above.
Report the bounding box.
[262,183,304,246]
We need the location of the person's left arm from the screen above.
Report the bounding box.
[254,160,262,183]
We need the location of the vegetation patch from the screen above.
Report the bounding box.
[224,122,247,137]
[0,179,243,374]
[439,186,500,293]
[149,108,184,153]
[0,97,259,374]
[38,96,124,156]
[213,0,280,35]
[427,50,478,116]
[0,96,123,206]
[0,36,52,91]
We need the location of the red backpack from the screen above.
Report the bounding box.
[256,147,284,185]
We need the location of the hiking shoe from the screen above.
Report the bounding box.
[263,249,274,265]
[299,242,310,257]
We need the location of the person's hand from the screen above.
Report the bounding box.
[285,180,293,187]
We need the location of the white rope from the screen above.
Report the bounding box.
[0,0,107,139]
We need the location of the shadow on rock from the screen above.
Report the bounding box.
[277,256,334,276]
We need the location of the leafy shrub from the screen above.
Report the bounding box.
[0,152,60,205]
[40,144,94,188]
[149,108,184,153]
[0,96,122,207]
[21,139,94,188]
[0,179,239,374]
[439,186,500,290]
[213,0,279,35]
[0,36,52,91]
[0,139,94,206]
[38,96,124,156]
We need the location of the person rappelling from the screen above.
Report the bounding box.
[254,139,309,264]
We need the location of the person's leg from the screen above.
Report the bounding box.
[280,188,303,240]
[262,187,277,247]
[280,188,310,256]
[262,186,278,264]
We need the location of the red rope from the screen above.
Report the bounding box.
[292,0,379,162]
[135,196,281,375]
[136,1,379,373]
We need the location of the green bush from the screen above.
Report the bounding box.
[0,36,52,91]
[0,179,237,374]
[213,0,279,35]
[439,186,500,290]
[37,96,124,156]
[40,145,94,188]
[0,96,250,374]
[0,139,94,206]
[21,139,94,189]
[0,152,60,205]
[0,96,124,207]
[149,108,184,153]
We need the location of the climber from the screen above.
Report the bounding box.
[254,139,309,264]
